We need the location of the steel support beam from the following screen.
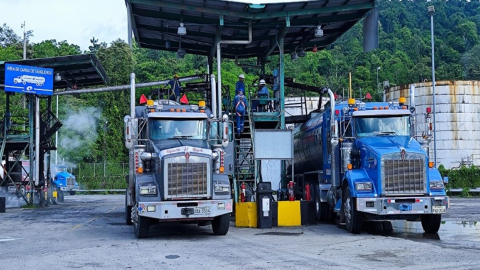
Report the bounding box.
[210,16,224,59]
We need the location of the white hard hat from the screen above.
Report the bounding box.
[259,79,266,85]
[239,74,245,79]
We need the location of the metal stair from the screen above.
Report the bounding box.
[233,113,257,202]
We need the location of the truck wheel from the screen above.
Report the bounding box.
[421,214,441,233]
[382,221,394,234]
[344,186,362,234]
[212,214,230,235]
[125,192,133,225]
[314,186,322,221]
[133,204,151,238]
[69,191,76,195]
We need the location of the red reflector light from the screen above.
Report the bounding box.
[415,199,420,203]
[426,107,432,113]
[387,199,391,203]
[335,109,340,115]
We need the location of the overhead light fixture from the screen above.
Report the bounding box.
[291,52,298,61]
[315,25,324,37]
[177,23,186,36]
[54,73,62,82]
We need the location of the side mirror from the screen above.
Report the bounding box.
[443,176,449,184]
[222,114,229,147]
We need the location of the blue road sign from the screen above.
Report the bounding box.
[4,63,54,96]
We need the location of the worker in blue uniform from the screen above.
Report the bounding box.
[168,74,182,102]
[233,90,248,137]
[252,79,270,112]
[235,74,246,95]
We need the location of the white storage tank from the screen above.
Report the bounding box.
[386,80,480,169]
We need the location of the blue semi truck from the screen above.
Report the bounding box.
[290,89,449,234]
[52,165,79,200]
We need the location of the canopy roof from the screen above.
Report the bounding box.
[126,0,376,59]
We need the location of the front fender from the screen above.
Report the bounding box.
[343,169,376,197]
[135,173,161,202]
[212,174,231,200]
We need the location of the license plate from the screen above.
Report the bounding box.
[399,204,412,211]
[432,205,446,214]
[194,206,210,214]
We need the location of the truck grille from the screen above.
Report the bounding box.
[67,177,75,187]
[381,152,426,195]
[167,162,208,198]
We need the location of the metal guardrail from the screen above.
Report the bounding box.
[76,189,125,193]
[448,188,480,193]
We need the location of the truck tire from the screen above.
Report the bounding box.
[212,214,230,235]
[314,186,322,221]
[344,186,362,234]
[421,214,441,233]
[125,192,133,225]
[133,204,151,238]
[69,191,76,196]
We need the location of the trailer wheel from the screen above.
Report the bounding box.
[133,203,151,238]
[344,186,362,234]
[212,214,230,235]
[125,191,133,225]
[421,214,441,233]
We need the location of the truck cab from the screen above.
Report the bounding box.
[334,98,449,233]
[52,165,79,196]
[125,100,233,238]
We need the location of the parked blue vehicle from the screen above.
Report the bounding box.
[52,165,79,198]
[289,89,449,234]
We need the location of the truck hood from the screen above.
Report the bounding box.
[358,136,425,156]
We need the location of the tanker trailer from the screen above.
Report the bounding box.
[289,88,449,234]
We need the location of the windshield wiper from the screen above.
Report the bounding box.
[172,135,193,139]
[376,131,396,136]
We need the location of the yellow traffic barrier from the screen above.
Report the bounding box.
[277,201,301,226]
[235,202,257,228]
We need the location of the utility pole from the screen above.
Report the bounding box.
[21,22,27,110]
[21,21,27,60]
[428,5,437,167]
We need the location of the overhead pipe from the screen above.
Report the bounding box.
[53,74,205,96]
[216,24,252,118]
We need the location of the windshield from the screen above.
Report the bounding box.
[55,166,67,173]
[354,116,410,137]
[149,119,207,140]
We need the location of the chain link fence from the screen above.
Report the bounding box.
[71,163,129,190]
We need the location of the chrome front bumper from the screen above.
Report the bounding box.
[357,196,449,215]
[138,199,233,220]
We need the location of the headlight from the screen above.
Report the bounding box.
[355,182,372,191]
[429,181,444,190]
[139,185,157,195]
[214,184,230,193]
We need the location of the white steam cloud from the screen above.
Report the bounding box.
[59,107,102,157]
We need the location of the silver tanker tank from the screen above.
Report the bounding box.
[290,111,325,173]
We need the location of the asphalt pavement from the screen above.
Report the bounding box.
[0,195,479,270]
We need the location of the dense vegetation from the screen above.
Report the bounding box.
[1,0,480,171]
